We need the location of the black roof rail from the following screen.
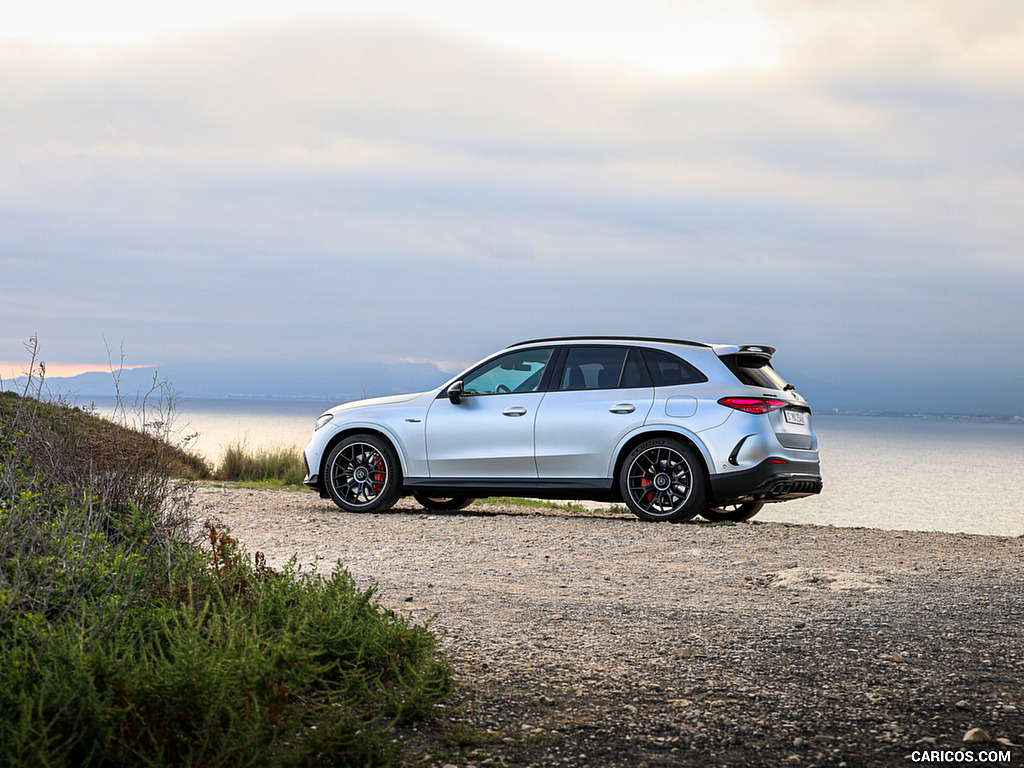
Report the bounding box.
[506,335,713,349]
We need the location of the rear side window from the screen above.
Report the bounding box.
[558,346,629,390]
[640,349,707,386]
[723,354,790,391]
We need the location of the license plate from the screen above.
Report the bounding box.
[784,409,807,426]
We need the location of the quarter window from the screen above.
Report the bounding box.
[640,349,707,386]
[461,348,554,395]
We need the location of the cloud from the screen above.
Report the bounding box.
[1,8,1022,397]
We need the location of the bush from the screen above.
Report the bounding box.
[0,347,452,767]
[214,441,306,487]
[0,384,199,649]
[0,526,452,767]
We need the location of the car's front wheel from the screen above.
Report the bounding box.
[324,434,403,513]
[412,493,476,511]
[700,501,765,522]
[619,438,706,522]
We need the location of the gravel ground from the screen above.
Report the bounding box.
[195,486,1024,768]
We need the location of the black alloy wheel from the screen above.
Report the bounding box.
[619,438,706,522]
[324,434,402,513]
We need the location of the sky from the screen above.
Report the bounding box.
[2,1,1023,407]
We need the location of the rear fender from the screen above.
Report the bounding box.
[610,427,714,483]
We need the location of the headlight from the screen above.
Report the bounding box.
[314,413,333,431]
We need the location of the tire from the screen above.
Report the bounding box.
[324,434,403,513]
[619,438,706,522]
[412,493,476,511]
[700,501,765,523]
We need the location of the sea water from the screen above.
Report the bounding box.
[87,397,1024,537]
[86,396,330,460]
[756,415,1024,536]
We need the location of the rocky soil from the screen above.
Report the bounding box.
[195,487,1024,767]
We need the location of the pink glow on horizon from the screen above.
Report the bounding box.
[0,361,155,381]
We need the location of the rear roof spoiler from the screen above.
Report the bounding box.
[713,344,776,358]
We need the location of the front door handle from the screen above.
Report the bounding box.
[609,403,636,414]
[502,406,528,417]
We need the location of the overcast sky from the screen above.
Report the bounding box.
[2,1,1022,394]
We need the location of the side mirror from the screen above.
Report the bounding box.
[446,380,464,404]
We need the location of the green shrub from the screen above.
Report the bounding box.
[0,361,452,767]
[0,528,451,767]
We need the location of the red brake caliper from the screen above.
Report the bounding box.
[372,455,385,493]
[641,477,652,501]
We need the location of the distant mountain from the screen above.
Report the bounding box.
[5,360,1021,418]
[165,360,453,401]
[4,360,453,403]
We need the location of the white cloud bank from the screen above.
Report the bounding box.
[1,1,1022,394]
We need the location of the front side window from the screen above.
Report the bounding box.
[462,348,554,395]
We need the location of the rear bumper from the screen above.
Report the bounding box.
[709,458,822,503]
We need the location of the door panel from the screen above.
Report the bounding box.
[535,387,654,478]
[425,393,545,478]
[424,345,554,478]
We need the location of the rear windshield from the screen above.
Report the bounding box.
[722,354,791,391]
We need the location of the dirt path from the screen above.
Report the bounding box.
[196,486,1024,767]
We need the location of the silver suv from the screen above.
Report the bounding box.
[303,337,822,522]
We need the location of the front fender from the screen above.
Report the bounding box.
[316,418,425,479]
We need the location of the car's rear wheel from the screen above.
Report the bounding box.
[700,501,765,522]
[412,493,475,511]
[324,434,402,513]
[619,438,706,522]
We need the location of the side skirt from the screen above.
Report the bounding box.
[403,477,618,502]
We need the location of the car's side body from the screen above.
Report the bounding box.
[303,337,822,521]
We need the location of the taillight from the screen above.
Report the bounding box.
[718,397,787,414]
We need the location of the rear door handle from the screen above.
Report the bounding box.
[610,403,636,414]
[502,406,528,417]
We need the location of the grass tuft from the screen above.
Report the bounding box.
[214,441,306,487]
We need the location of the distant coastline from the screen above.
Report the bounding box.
[826,409,1024,424]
